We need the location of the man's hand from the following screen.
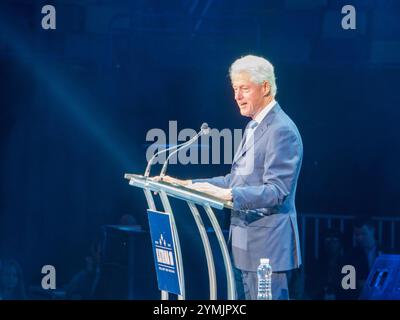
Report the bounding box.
[152,175,192,186]
[217,188,233,201]
[188,182,233,201]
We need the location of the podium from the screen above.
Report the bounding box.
[124,173,236,300]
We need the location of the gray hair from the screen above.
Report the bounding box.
[229,55,277,96]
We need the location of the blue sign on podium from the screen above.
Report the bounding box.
[147,209,181,296]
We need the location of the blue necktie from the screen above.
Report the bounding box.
[243,120,258,148]
[234,120,259,163]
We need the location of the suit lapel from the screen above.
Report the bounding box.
[232,103,281,165]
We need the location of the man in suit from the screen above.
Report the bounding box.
[160,55,303,300]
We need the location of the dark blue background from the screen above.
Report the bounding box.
[0,0,399,292]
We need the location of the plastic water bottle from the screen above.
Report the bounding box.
[257,258,272,300]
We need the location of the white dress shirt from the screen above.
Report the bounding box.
[244,99,277,147]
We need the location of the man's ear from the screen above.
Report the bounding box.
[263,81,271,96]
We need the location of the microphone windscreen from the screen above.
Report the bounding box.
[201,123,210,135]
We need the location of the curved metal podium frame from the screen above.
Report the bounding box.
[124,173,236,300]
[187,201,217,300]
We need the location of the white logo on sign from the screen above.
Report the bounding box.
[155,233,174,267]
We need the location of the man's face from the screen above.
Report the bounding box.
[354,225,375,249]
[231,72,270,118]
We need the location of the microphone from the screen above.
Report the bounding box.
[159,123,209,178]
[144,123,209,178]
[200,122,210,135]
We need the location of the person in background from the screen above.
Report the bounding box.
[0,259,27,300]
[65,239,102,299]
[308,229,350,300]
[349,218,385,297]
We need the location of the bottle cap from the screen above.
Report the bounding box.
[260,258,269,264]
